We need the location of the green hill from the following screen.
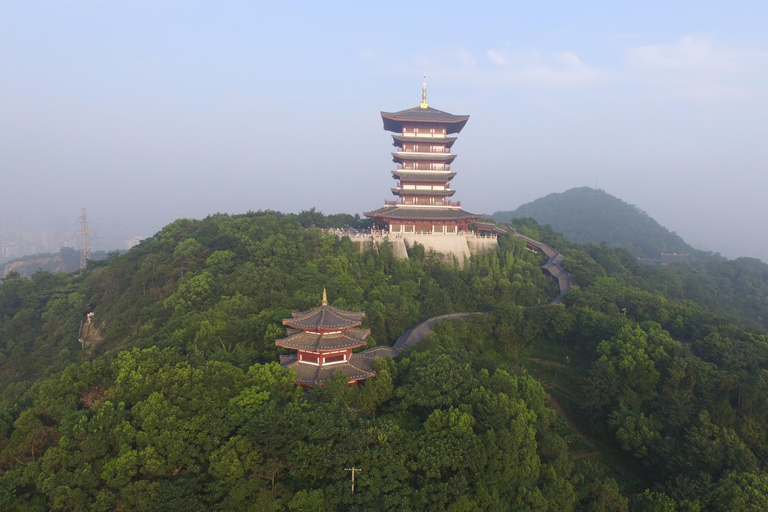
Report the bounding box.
[3,209,768,509]
[492,187,696,258]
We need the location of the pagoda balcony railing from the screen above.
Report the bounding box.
[396,164,451,171]
[396,182,451,189]
[384,199,461,207]
[396,147,451,154]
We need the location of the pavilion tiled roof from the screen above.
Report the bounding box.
[381,106,469,134]
[275,328,370,351]
[392,171,456,182]
[283,304,364,330]
[364,206,482,221]
[281,354,374,385]
[391,188,456,197]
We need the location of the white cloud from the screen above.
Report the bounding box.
[486,49,508,66]
[627,36,768,102]
[412,45,606,88]
[457,48,476,67]
[630,36,741,73]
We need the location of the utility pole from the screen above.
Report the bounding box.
[75,208,93,270]
[345,467,361,493]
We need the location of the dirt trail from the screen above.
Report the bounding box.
[544,392,597,450]
[528,357,565,368]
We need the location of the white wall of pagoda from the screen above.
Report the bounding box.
[296,348,354,366]
[389,221,468,234]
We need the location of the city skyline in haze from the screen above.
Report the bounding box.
[2,1,767,261]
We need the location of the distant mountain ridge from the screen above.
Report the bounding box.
[1,247,111,279]
[492,187,696,258]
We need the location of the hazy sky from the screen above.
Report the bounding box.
[2,1,767,261]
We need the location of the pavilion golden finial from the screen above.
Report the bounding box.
[322,288,327,305]
[420,76,428,109]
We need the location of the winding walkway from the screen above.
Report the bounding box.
[358,233,573,359]
[511,232,571,303]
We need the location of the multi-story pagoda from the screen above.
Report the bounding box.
[277,290,374,386]
[365,81,482,234]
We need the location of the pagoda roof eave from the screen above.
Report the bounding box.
[364,206,482,221]
[392,153,457,163]
[381,108,469,134]
[281,355,375,385]
[275,328,370,351]
[392,135,458,148]
[283,304,365,330]
[392,171,456,182]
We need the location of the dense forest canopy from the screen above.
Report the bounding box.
[0,209,768,510]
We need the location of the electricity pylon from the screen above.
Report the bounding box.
[75,208,94,270]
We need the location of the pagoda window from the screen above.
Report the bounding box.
[324,354,346,364]
[403,225,414,233]
[301,353,320,364]
[446,226,456,234]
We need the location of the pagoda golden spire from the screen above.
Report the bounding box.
[322,288,328,305]
[420,76,428,109]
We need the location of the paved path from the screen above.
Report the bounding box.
[393,312,481,350]
[511,233,572,303]
[357,313,481,360]
[358,232,573,359]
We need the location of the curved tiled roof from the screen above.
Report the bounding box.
[381,107,469,134]
[281,354,374,385]
[364,206,482,221]
[391,135,458,148]
[283,304,364,330]
[275,328,370,351]
[391,188,456,197]
[392,171,456,182]
[392,152,457,163]
[382,106,467,121]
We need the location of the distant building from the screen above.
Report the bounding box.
[0,230,72,260]
[659,253,693,264]
[638,253,693,265]
[276,290,374,386]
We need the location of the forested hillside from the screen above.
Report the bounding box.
[492,187,695,258]
[1,210,768,510]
